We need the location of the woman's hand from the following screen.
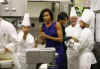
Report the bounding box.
[40,32,47,39]
[40,32,46,44]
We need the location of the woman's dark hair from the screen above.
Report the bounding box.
[39,8,54,22]
[57,12,69,21]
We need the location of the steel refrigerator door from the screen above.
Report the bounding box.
[96,13,100,42]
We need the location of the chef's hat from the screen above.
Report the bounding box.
[70,7,77,17]
[80,9,92,25]
[22,13,31,26]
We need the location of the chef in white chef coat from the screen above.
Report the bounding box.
[65,7,82,69]
[18,13,35,44]
[15,13,36,69]
[0,17,18,60]
[0,17,18,69]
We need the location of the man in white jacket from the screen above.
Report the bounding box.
[0,17,18,58]
[0,17,18,68]
[65,7,81,69]
[73,9,96,69]
[16,13,36,69]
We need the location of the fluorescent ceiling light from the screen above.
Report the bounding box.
[0,0,5,3]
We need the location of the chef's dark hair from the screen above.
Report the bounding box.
[57,12,68,21]
[39,8,54,22]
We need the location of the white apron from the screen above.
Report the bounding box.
[65,24,81,69]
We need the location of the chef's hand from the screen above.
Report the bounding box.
[5,48,9,52]
[5,48,12,53]
[72,37,79,42]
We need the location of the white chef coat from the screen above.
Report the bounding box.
[0,19,17,59]
[77,28,96,69]
[65,24,81,39]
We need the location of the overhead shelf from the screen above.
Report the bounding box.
[28,0,60,2]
